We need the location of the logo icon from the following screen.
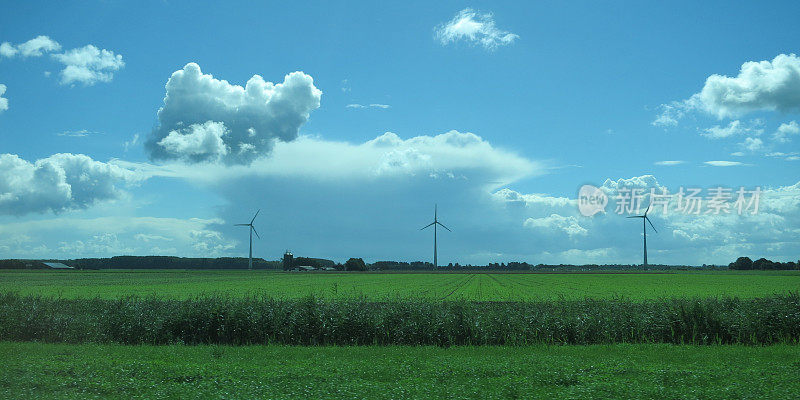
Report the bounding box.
[578,184,607,217]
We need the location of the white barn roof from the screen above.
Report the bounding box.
[43,262,73,269]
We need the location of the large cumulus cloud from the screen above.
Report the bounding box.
[120,130,543,262]
[694,53,800,119]
[146,63,322,165]
[0,153,138,216]
[128,130,541,186]
[654,53,800,125]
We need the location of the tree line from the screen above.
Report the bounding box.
[728,257,799,270]
[3,255,797,271]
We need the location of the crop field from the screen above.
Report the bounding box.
[2,342,799,399]
[3,269,799,398]
[2,269,799,300]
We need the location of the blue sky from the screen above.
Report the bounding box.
[1,1,798,265]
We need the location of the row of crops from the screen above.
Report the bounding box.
[2,292,798,346]
[3,270,800,300]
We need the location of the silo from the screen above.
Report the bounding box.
[282,251,294,270]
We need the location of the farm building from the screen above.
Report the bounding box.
[0,260,74,269]
[43,262,73,269]
[290,265,317,272]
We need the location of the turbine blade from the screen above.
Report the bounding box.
[234,224,249,226]
[252,226,261,239]
[437,222,452,232]
[251,209,260,224]
[645,202,652,216]
[626,216,643,219]
[420,221,435,230]
[646,216,658,233]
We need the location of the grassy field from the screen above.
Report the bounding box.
[2,269,799,300]
[3,270,799,398]
[2,342,798,399]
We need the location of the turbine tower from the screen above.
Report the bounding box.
[420,204,451,269]
[235,209,260,270]
[627,203,657,266]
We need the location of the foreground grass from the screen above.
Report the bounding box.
[1,342,798,399]
[2,269,800,300]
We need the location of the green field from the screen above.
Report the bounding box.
[2,269,799,300]
[2,342,798,399]
[4,269,799,398]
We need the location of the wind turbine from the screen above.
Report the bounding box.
[235,209,260,270]
[420,204,451,269]
[627,203,657,267]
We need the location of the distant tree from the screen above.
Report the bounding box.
[345,258,367,271]
[752,258,775,270]
[729,257,753,270]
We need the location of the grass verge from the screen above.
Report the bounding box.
[1,342,799,399]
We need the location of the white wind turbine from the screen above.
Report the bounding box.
[627,203,657,267]
[235,209,260,270]
[420,204,451,269]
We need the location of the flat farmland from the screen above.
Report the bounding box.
[2,269,798,300]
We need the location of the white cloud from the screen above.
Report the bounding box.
[1,36,122,86]
[0,216,234,258]
[134,233,173,242]
[491,175,800,265]
[654,160,686,166]
[524,214,588,238]
[651,102,685,127]
[0,153,140,216]
[0,84,7,112]
[128,130,541,188]
[741,137,764,151]
[346,103,390,109]
[146,63,322,165]
[57,129,102,137]
[765,151,800,161]
[601,175,664,195]
[0,42,16,57]
[703,160,746,167]
[695,54,800,118]
[766,151,799,158]
[158,121,230,163]
[491,188,574,210]
[123,133,140,152]
[772,121,799,143]
[52,44,125,85]
[730,151,745,157]
[435,8,519,51]
[0,35,61,58]
[701,120,763,139]
[654,54,800,124]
